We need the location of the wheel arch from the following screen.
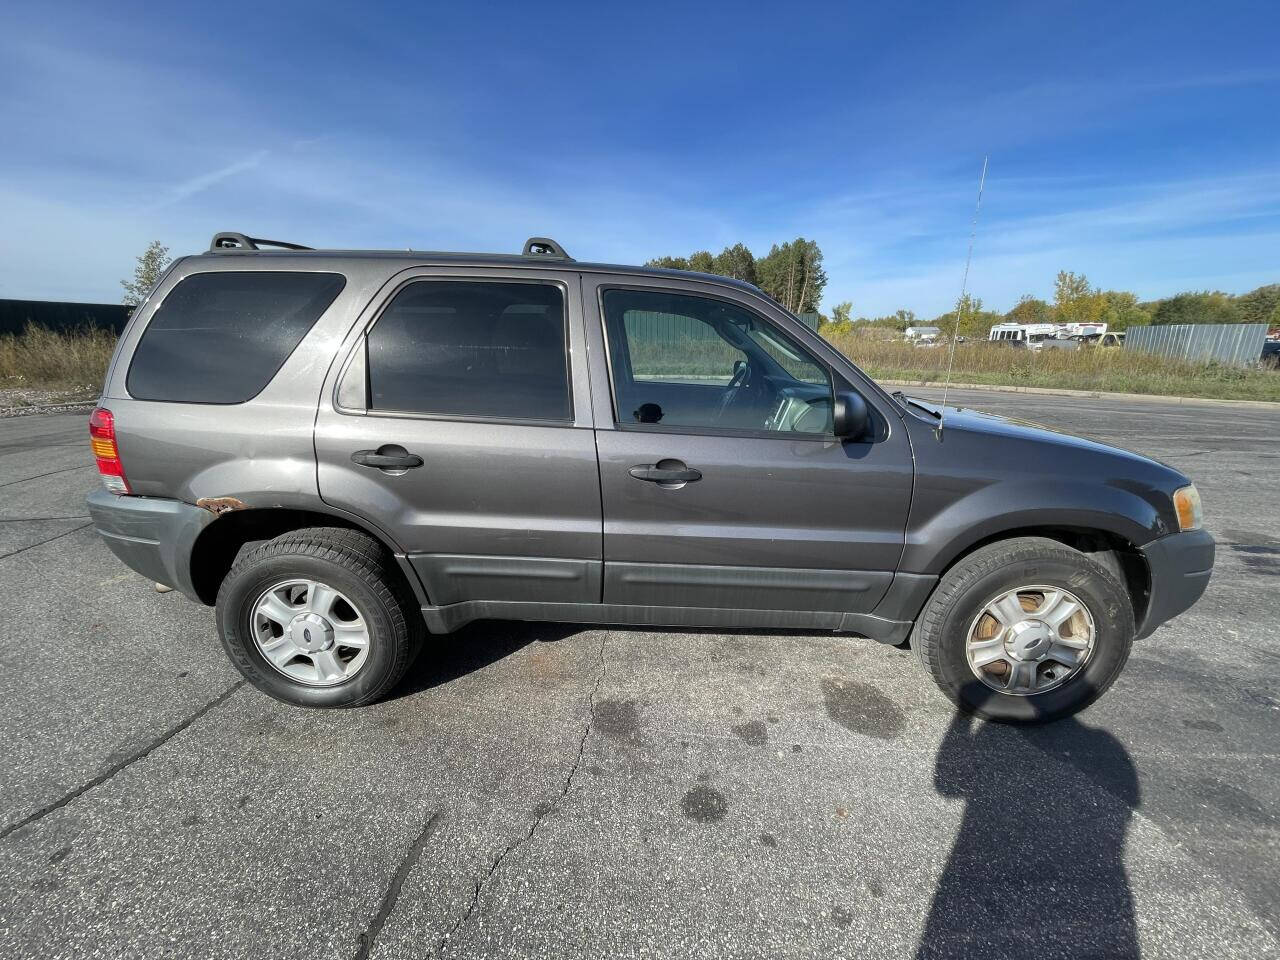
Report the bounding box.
[188,506,426,607]
[917,524,1151,631]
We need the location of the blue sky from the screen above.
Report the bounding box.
[1,1,1277,317]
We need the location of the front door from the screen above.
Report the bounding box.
[583,278,913,615]
[315,269,602,607]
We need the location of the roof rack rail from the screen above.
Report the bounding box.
[522,237,573,260]
[208,232,314,253]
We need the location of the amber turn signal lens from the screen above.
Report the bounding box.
[1173,485,1202,531]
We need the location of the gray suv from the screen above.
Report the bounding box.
[87,232,1214,723]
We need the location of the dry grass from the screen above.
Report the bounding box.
[825,335,1280,402]
[0,325,116,391]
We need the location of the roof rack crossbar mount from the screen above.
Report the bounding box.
[522,237,573,260]
[209,232,314,253]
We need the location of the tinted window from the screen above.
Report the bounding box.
[602,288,833,434]
[366,280,570,421]
[127,271,345,403]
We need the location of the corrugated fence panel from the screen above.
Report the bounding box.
[624,311,721,342]
[624,309,821,341]
[1124,323,1267,367]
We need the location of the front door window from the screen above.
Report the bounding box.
[601,288,834,435]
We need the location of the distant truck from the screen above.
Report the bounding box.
[1060,322,1108,338]
[988,323,1059,348]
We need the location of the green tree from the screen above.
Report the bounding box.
[1005,295,1052,326]
[756,238,827,313]
[1097,290,1151,331]
[687,250,715,274]
[711,243,758,284]
[1053,271,1105,327]
[1151,291,1242,325]
[1237,284,1280,325]
[891,308,916,331]
[937,294,1001,339]
[121,240,171,306]
[645,255,691,271]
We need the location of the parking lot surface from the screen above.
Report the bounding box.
[1,387,1277,959]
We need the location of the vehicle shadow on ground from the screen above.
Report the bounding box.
[391,620,832,700]
[917,709,1140,960]
[391,619,585,699]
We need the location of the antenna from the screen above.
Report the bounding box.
[937,156,988,437]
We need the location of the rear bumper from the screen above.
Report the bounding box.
[86,489,214,602]
[1136,528,1215,639]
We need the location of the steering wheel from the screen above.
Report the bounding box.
[713,359,752,424]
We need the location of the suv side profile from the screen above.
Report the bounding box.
[87,233,1214,723]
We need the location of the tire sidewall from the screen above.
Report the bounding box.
[218,552,401,708]
[934,553,1132,723]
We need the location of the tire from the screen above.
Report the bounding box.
[216,527,423,708]
[913,537,1134,724]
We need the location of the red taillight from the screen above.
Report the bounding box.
[89,407,130,494]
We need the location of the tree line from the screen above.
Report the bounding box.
[646,237,1278,338]
[647,239,827,314]
[825,272,1280,339]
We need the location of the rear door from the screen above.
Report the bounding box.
[314,267,602,607]
[582,275,913,616]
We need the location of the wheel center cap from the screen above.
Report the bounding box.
[290,613,334,653]
[1006,620,1053,661]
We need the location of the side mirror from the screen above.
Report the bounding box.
[833,391,870,440]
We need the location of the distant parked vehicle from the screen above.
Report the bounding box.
[1059,322,1108,338]
[1261,340,1280,368]
[1075,331,1126,348]
[989,323,1059,351]
[1039,338,1079,351]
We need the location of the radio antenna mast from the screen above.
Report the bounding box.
[937,156,988,438]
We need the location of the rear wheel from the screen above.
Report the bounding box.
[216,527,422,708]
[913,537,1134,724]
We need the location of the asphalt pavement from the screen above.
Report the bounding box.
[0,388,1277,959]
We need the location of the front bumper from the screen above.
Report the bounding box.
[1136,528,1215,639]
[86,489,215,603]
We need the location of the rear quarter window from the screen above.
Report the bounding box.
[126,271,346,403]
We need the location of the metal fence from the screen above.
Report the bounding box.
[625,309,822,342]
[1124,323,1267,367]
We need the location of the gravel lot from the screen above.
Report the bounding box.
[1,387,1277,960]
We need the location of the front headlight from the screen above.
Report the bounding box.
[1173,485,1203,531]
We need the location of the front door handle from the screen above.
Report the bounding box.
[629,460,702,485]
[351,445,424,471]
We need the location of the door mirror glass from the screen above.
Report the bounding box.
[834,391,870,440]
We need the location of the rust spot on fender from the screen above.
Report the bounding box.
[196,496,248,516]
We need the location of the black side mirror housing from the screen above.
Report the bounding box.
[833,391,870,440]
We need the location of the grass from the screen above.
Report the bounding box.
[0,325,116,394]
[1,324,1276,404]
[824,334,1280,403]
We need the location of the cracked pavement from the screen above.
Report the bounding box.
[0,389,1278,959]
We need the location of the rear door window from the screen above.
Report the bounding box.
[127,271,345,403]
[364,280,571,421]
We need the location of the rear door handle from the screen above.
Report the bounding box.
[351,445,423,471]
[629,461,702,484]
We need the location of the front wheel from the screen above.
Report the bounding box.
[913,537,1135,724]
